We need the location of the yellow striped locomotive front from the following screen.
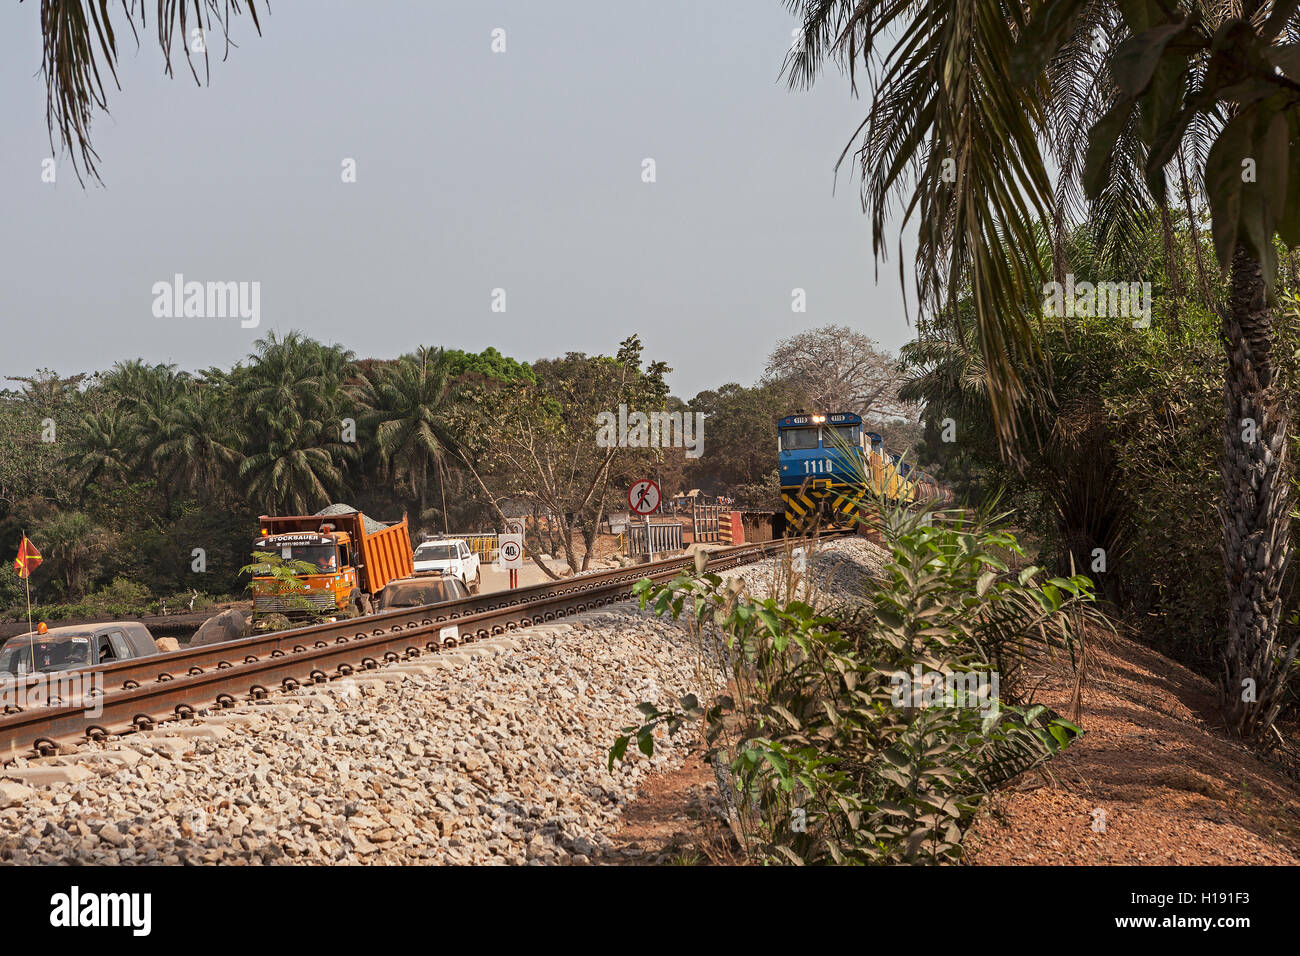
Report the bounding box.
[781,479,869,530]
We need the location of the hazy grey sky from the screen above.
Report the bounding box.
[2,1,915,399]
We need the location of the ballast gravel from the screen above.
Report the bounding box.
[0,540,884,866]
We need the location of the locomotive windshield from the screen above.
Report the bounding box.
[827,424,861,448]
[780,428,820,451]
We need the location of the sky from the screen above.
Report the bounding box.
[1,0,917,400]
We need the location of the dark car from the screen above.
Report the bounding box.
[0,622,159,676]
[377,576,470,611]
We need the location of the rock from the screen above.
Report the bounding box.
[154,637,182,653]
[0,782,35,808]
[4,765,96,786]
[190,608,249,647]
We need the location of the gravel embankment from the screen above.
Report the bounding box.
[0,612,728,864]
[0,540,888,866]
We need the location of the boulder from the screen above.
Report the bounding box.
[153,637,181,653]
[190,608,249,647]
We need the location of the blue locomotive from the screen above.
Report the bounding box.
[777,411,942,529]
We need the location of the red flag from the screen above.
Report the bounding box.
[13,536,41,579]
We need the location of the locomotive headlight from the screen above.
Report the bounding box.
[812,414,826,423]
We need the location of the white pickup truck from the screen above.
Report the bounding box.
[412,537,481,593]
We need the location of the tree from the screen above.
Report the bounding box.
[762,325,910,420]
[232,332,357,513]
[151,384,243,500]
[35,510,112,599]
[34,0,265,183]
[443,347,536,385]
[66,407,132,494]
[684,381,798,494]
[786,0,1300,741]
[455,336,669,578]
[360,347,462,524]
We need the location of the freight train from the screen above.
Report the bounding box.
[777,411,944,530]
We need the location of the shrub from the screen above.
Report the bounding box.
[86,577,153,617]
[611,504,1102,864]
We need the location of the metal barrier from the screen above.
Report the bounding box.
[626,521,684,556]
[692,502,721,543]
[457,534,499,562]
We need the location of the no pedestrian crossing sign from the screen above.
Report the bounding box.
[629,479,661,516]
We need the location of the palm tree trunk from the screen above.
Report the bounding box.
[438,457,449,535]
[1157,198,1182,337]
[1219,242,1293,739]
[1179,149,1215,311]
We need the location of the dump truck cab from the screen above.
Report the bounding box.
[250,505,414,627]
[250,528,363,620]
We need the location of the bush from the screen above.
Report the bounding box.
[611,503,1102,864]
[85,577,152,616]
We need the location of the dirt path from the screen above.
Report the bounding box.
[603,627,1300,865]
[595,745,740,865]
[964,627,1300,864]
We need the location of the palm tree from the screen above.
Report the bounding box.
[65,407,131,495]
[786,0,1300,739]
[233,331,357,513]
[35,510,111,599]
[151,384,244,499]
[237,429,345,515]
[360,347,462,521]
[34,1,265,184]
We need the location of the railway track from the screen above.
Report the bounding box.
[0,534,844,760]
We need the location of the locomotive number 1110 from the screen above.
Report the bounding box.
[802,459,835,475]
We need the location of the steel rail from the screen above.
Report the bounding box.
[0,534,841,758]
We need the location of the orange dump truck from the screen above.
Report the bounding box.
[250,504,414,626]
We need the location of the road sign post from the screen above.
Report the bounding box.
[499,533,524,589]
[628,479,662,560]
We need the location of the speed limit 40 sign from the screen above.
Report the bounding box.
[498,533,524,569]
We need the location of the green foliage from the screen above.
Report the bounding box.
[905,287,1300,678]
[611,505,1099,864]
[5,576,161,623]
[88,576,152,616]
[359,346,462,520]
[442,347,535,385]
[242,551,330,626]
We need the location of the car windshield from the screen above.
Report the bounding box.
[415,544,456,562]
[780,428,820,451]
[383,580,460,608]
[0,634,93,675]
[276,544,339,572]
